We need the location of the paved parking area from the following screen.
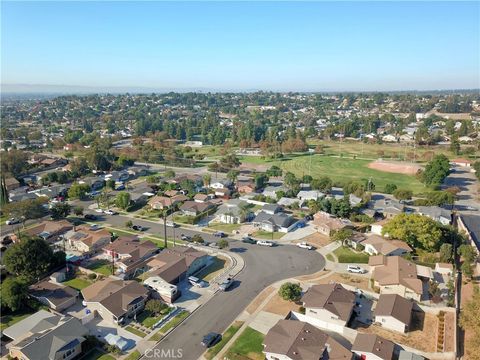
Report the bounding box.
[173,279,216,312]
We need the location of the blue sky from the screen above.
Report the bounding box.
[2,1,479,91]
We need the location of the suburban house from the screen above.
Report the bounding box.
[104,170,130,184]
[371,199,404,219]
[236,180,255,194]
[144,276,180,303]
[145,246,210,284]
[214,199,251,224]
[25,220,73,242]
[278,197,302,207]
[263,320,353,360]
[165,189,181,197]
[362,235,412,256]
[369,255,430,301]
[210,179,232,190]
[79,177,105,191]
[352,334,395,360]
[5,177,20,191]
[102,237,158,278]
[417,206,452,225]
[29,279,78,312]
[213,187,232,198]
[81,278,149,324]
[297,190,324,202]
[148,194,186,210]
[374,294,413,333]
[262,185,287,199]
[4,310,88,360]
[252,210,297,233]
[312,211,353,236]
[180,200,215,217]
[65,225,112,254]
[451,158,472,167]
[301,283,356,328]
[194,193,214,203]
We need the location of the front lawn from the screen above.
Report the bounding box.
[124,350,141,360]
[80,349,115,360]
[63,277,93,291]
[225,326,265,360]
[206,223,241,233]
[205,322,243,360]
[252,230,284,240]
[194,256,227,282]
[334,246,369,264]
[86,260,114,276]
[125,326,147,338]
[151,310,189,340]
[137,308,173,328]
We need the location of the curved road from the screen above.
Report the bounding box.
[145,241,325,359]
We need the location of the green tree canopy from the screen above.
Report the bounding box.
[1,278,28,312]
[278,282,302,302]
[115,192,131,210]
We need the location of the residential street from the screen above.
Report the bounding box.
[443,165,479,214]
[144,242,325,359]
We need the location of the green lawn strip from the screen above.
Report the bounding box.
[205,321,244,360]
[125,326,147,338]
[205,223,241,233]
[150,310,190,341]
[194,256,228,282]
[63,277,92,290]
[225,326,265,360]
[326,253,335,262]
[124,350,141,360]
[252,230,284,240]
[334,246,369,264]
[86,260,114,276]
[137,308,173,328]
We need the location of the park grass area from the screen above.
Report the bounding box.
[80,349,115,360]
[124,350,141,360]
[252,230,284,240]
[195,256,228,281]
[205,321,244,360]
[63,277,93,290]
[125,326,147,338]
[225,326,265,360]
[206,222,241,233]
[86,260,114,276]
[240,153,425,194]
[334,246,369,264]
[307,139,454,161]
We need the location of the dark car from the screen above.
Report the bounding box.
[84,214,97,221]
[242,237,256,244]
[213,231,226,238]
[304,214,314,221]
[201,332,221,347]
[1,236,13,246]
[132,225,146,231]
[181,234,192,241]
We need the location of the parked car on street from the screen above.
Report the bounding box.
[166,220,178,227]
[242,237,256,244]
[5,218,20,225]
[181,234,192,241]
[104,209,118,215]
[84,214,97,221]
[347,265,367,274]
[213,231,226,238]
[257,240,274,247]
[132,225,146,231]
[219,277,234,291]
[201,332,221,347]
[94,208,104,213]
[209,242,220,249]
[296,242,313,250]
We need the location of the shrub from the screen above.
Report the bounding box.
[88,273,97,280]
[278,282,302,302]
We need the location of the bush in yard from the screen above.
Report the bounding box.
[104,344,121,355]
[218,239,229,249]
[145,299,168,315]
[192,234,204,243]
[88,273,97,280]
[278,282,302,302]
[125,220,133,228]
[73,206,84,216]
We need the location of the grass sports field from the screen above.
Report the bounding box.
[239,154,426,194]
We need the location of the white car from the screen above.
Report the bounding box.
[347,265,367,274]
[104,209,117,215]
[95,208,104,213]
[257,240,274,247]
[166,220,177,227]
[6,218,20,225]
[297,242,313,250]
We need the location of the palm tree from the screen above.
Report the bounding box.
[203,174,211,187]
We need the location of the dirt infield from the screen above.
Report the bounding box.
[368,160,423,175]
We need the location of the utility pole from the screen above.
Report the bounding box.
[163,210,168,249]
